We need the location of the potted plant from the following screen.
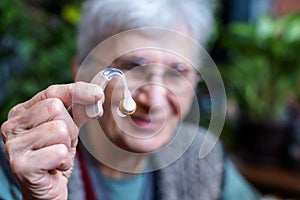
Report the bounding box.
[220,12,300,165]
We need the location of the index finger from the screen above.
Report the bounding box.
[8,82,103,119]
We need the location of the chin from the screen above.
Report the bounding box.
[122,135,170,153]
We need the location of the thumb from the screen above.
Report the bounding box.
[70,98,104,128]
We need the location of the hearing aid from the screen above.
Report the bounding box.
[85,68,136,118]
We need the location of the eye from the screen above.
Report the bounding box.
[170,63,191,75]
[119,58,148,71]
[169,63,198,80]
[165,68,182,78]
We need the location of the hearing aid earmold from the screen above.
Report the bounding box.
[85,68,136,118]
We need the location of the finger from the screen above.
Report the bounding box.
[8,82,103,119]
[11,144,73,178]
[4,120,75,155]
[35,144,73,172]
[70,97,104,127]
[2,98,78,143]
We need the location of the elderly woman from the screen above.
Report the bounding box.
[1,0,259,199]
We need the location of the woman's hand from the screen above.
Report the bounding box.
[1,82,103,200]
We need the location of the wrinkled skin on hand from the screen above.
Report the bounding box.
[1,82,104,200]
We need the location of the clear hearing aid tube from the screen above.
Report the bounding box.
[85,68,136,118]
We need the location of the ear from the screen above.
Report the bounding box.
[71,56,80,79]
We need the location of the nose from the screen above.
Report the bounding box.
[145,69,164,84]
[135,82,168,108]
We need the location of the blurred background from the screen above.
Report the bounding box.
[213,0,300,199]
[0,0,80,121]
[1,0,300,199]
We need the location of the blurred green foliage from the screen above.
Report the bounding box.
[0,0,81,123]
[220,12,300,120]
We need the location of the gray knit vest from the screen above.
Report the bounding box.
[68,123,224,200]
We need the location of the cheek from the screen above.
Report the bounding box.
[103,82,124,112]
[168,91,194,118]
[98,92,118,136]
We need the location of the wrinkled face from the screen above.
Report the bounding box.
[96,30,199,153]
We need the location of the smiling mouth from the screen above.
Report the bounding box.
[130,115,165,129]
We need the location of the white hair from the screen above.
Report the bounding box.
[77,0,217,62]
